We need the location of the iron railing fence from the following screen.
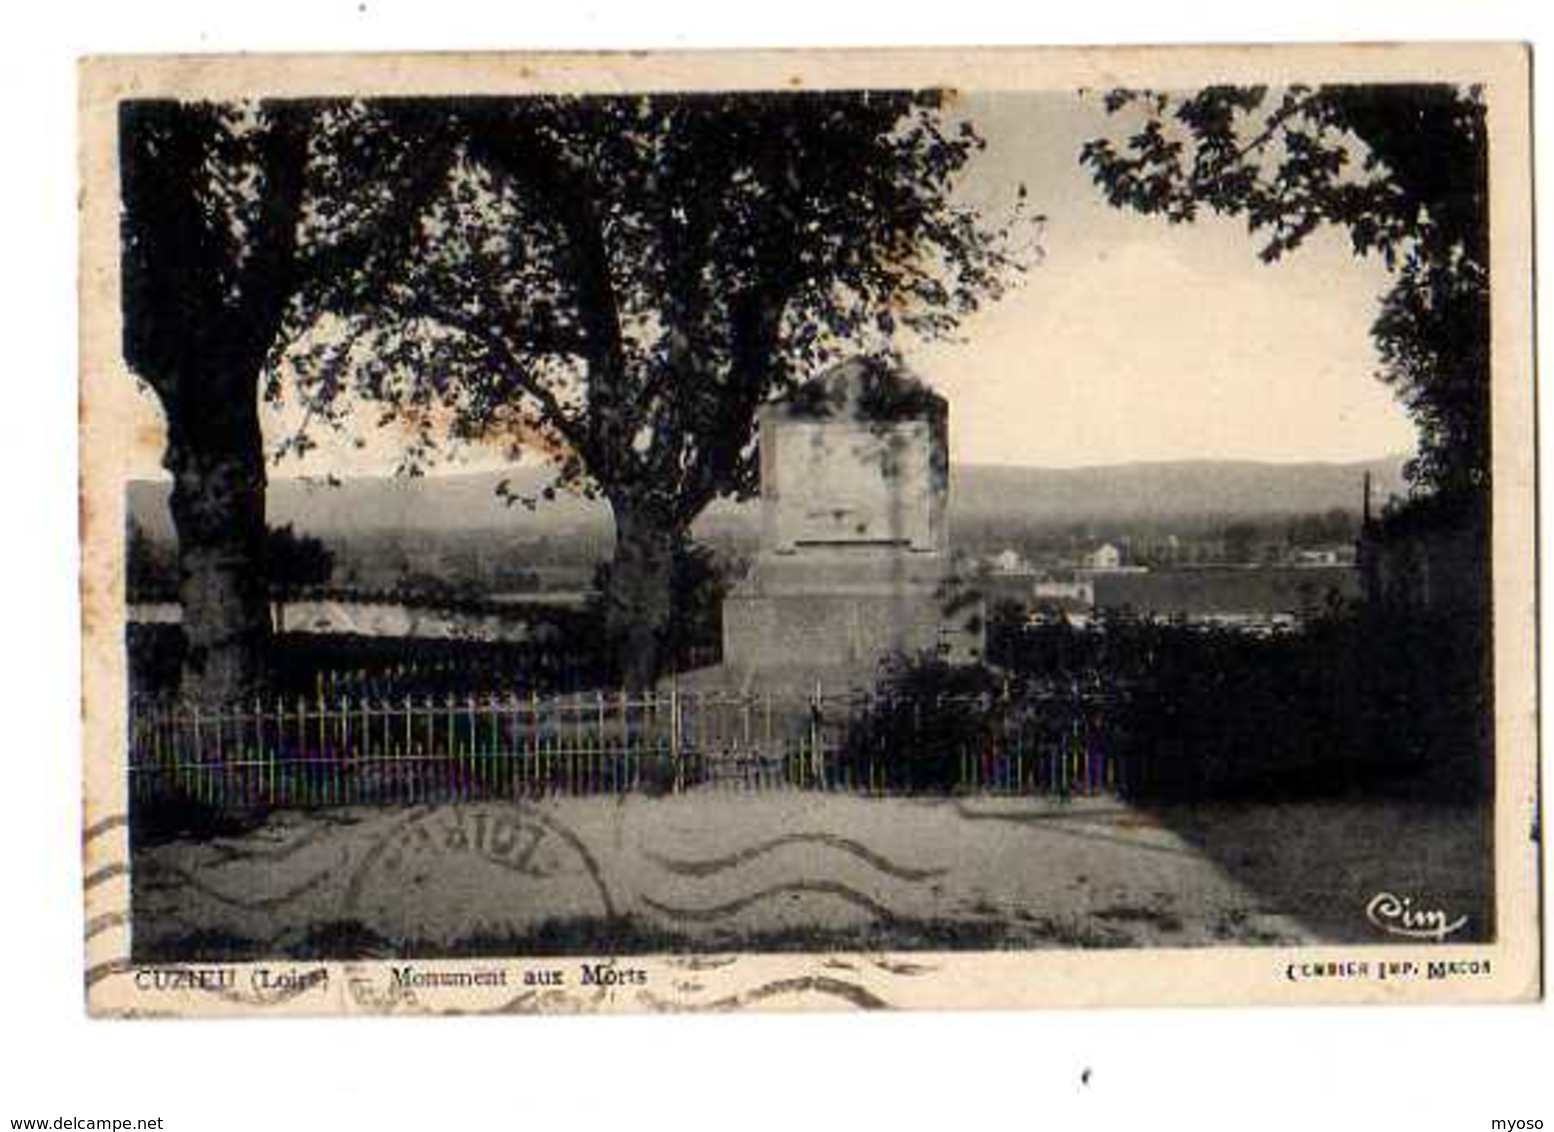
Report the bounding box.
[129,683,1126,806]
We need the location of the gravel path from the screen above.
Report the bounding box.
[131,792,1483,959]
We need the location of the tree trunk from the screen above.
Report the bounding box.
[165,399,271,703]
[606,502,679,691]
[119,102,315,704]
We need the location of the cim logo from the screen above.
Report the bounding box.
[1365,892,1468,941]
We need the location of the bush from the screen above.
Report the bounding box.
[127,618,614,702]
[1000,609,1489,802]
[840,654,1011,793]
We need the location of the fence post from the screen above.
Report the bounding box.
[809,680,823,790]
[212,701,225,808]
[293,695,307,805]
[245,695,258,808]
[445,693,457,801]
[465,693,476,801]
[340,694,351,805]
[619,688,630,795]
[315,687,328,805]
[361,693,372,798]
[530,688,540,797]
[403,694,414,805]
[189,701,203,805]
[596,690,606,796]
[270,695,282,805]
[669,678,682,793]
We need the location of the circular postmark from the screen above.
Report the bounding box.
[345,801,616,938]
[339,802,618,1015]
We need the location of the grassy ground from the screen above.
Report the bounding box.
[130,791,1491,962]
[1143,798,1493,942]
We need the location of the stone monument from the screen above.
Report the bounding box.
[721,358,984,686]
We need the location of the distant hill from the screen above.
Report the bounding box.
[127,455,1409,542]
[950,457,1407,525]
[127,469,606,542]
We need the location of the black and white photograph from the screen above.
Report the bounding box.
[77,45,1539,1016]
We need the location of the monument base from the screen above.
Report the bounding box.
[716,356,977,691]
[721,556,984,689]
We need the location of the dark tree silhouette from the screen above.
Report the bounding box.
[125,518,177,601]
[1080,85,1488,504]
[121,101,311,701]
[1083,85,1495,817]
[120,99,455,700]
[291,92,1036,687]
[265,524,335,632]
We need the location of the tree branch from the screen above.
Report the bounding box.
[367,287,592,455]
[461,110,632,464]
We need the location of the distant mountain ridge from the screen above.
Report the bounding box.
[127,456,1409,541]
[949,457,1406,525]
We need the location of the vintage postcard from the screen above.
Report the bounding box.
[79,44,1539,1017]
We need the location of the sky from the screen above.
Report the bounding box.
[123,89,1418,479]
[908,90,1414,469]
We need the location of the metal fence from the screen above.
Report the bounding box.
[128,683,1126,807]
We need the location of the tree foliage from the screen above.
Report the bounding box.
[122,102,312,413]
[291,92,1033,507]
[120,98,460,699]
[1080,85,1488,500]
[266,523,335,594]
[284,91,1036,684]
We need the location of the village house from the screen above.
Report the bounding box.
[1085,542,1123,571]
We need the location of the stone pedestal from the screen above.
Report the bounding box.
[721,358,983,687]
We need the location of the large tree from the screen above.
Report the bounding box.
[121,101,310,701]
[120,99,454,701]
[1079,85,1489,504]
[291,92,1034,687]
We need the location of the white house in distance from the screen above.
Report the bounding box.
[1086,542,1123,571]
[987,547,1031,575]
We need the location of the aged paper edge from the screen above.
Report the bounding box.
[78,43,1541,1017]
